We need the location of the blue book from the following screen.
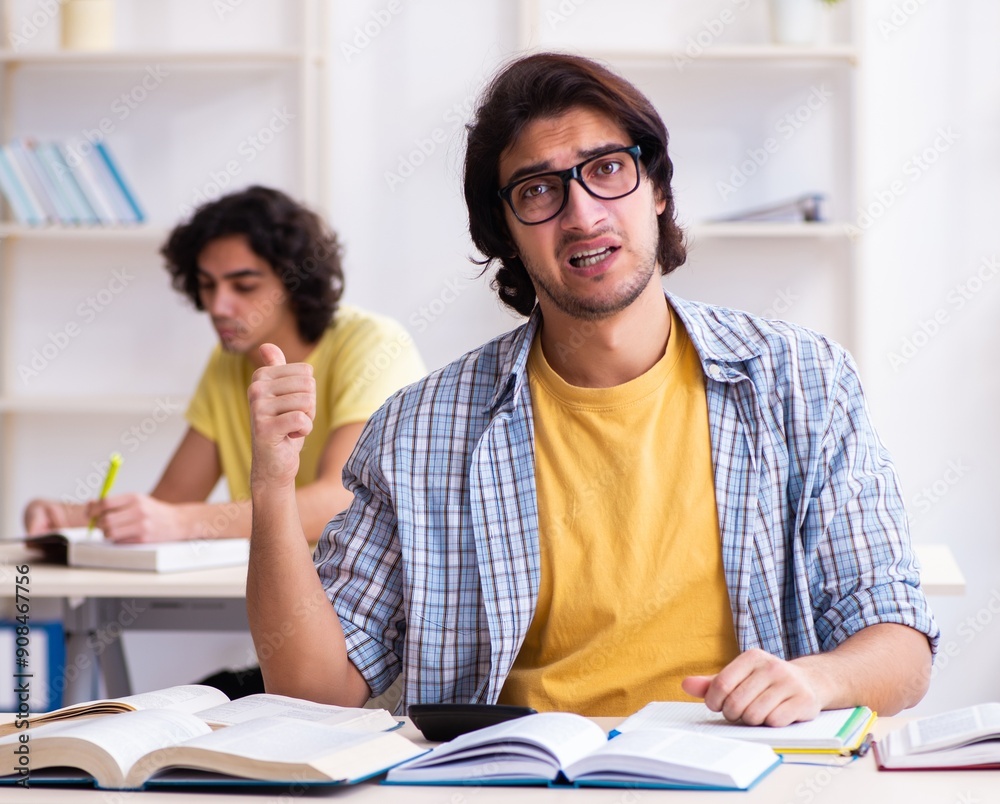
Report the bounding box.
[94,142,145,223]
[14,138,76,224]
[7,139,58,223]
[36,142,99,225]
[0,144,46,224]
[0,147,36,224]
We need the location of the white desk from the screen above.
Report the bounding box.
[7,717,1000,801]
[0,541,964,706]
[0,543,247,703]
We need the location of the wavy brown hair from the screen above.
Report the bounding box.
[464,52,686,316]
[161,186,344,342]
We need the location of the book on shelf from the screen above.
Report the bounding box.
[612,701,876,755]
[5,140,57,223]
[0,710,422,790]
[34,141,100,224]
[0,683,400,738]
[24,526,249,572]
[0,148,37,224]
[66,141,121,224]
[0,137,144,227]
[13,137,77,224]
[384,711,780,790]
[94,141,145,222]
[874,703,1000,770]
[0,145,45,225]
[710,192,827,224]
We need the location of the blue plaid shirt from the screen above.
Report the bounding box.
[314,293,938,709]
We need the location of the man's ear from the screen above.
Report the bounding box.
[654,186,667,217]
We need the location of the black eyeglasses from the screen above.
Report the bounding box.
[498,145,642,225]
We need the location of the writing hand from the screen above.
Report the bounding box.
[88,493,184,543]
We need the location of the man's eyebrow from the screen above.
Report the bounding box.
[196,267,264,281]
[504,142,631,185]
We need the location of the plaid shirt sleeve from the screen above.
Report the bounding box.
[808,350,938,652]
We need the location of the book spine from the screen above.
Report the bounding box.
[0,148,35,224]
[7,140,59,223]
[59,142,118,224]
[18,138,77,224]
[1,143,48,224]
[84,145,135,224]
[37,142,99,225]
[94,142,145,223]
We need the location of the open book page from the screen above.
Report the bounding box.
[563,728,780,790]
[899,703,1000,754]
[386,713,607,783]
[0,710,211,789]
[195,693,397,732]
[131,716,426,788]
[0,684,229,736]
[613,702,871,750]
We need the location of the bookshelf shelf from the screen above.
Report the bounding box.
[580,45,859,68]
[0,50,322,67]
[687,222,856,241]
[0,223,169,240]
[0,394,188,415]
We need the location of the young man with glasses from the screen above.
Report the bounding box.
[247,54,937,724]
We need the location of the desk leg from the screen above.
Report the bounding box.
[60,598,100,704]
[96,599,132,698]
[60,598,133,703]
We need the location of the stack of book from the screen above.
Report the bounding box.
[0,137,145,226]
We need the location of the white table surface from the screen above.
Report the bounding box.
[5,716,1000,802]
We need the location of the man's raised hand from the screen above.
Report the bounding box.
[249,343,317,491]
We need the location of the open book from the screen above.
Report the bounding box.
[0,710,424,789]
[875,703,1000,770]
[24,527,248,572]
[612,702,876,755]
[385,712,780,790]
[0,683,398,737]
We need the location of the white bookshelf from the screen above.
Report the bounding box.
[0,0,328,539]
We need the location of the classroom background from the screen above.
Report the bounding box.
[0,0,995,717]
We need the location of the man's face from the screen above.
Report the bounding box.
[196,234,300,355]
[498,107,666,322]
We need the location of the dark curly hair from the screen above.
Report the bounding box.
[161,185,344,342]
[464,52,687,317]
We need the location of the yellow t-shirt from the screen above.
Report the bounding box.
[185,304,426,502]
[498,306,739,715]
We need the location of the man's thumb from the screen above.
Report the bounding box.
[259,343,286,367]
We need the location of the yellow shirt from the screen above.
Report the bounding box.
[498,306,739,715]
[186,304,426,502]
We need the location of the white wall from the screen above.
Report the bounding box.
[6,0,998,712]
[857,0,1000,715]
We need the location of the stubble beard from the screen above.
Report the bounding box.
[523,238,659,322]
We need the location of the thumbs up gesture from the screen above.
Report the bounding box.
[248,343,317,490]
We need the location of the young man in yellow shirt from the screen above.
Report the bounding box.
[245,56,937,724]
[23,185,425,545]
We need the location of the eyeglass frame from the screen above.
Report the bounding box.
[497,144,643,226]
